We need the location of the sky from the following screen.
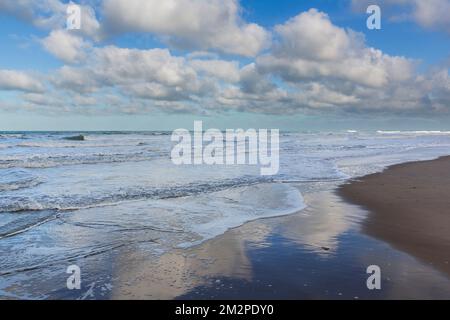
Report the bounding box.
[0,0,449,131]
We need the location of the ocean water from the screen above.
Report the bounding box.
[1,130,450,294]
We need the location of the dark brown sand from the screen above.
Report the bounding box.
[339,156,450,276]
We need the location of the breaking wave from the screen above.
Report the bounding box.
[0,169,44,192]
[0,150,167,169]
[0,175,272,213]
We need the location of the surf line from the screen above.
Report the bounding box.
[171,121,279,176]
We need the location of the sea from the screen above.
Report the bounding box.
[1,130,450,298]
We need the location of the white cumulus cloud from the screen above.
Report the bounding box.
[0,70,44,93]
[41,30,92,63]
[101,0,270,56]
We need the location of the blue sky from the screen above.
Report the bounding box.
[0,0,449,131]
[242,0,450,63]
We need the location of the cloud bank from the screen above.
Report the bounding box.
[0,1,449,116]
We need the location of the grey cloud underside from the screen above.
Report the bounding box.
[0,70,45,93]
[0,2,449,115]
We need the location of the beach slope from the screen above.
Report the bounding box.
[339,156,450,276]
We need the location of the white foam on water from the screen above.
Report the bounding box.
[0,169,44,192]
[0,183,305,276]
[2,131,450,294]
[377,130,450,135]
[175,183,306,247]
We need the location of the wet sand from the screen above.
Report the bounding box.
[109,192,450,299]
[2,174,450,299]
[339,156,450,277]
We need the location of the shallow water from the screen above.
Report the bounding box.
[103,192,450,300]
[1,130,450,299]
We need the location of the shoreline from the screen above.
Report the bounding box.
[110,190,450,299]
[2,187,450,299]
[339,155,450,277]
[2,157,450,299]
